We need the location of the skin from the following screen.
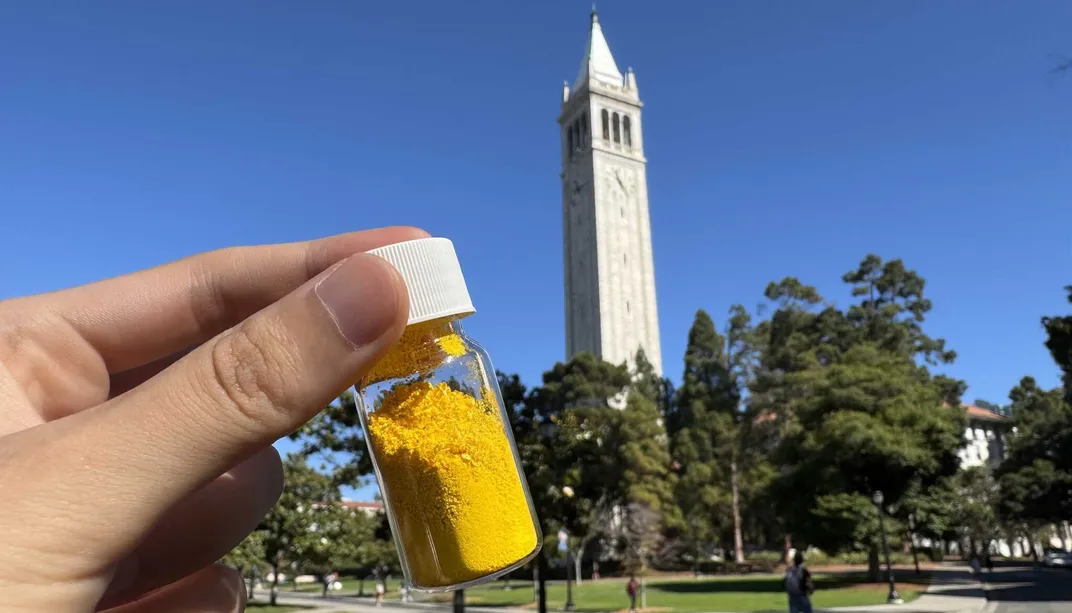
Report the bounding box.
[0,226,427,612]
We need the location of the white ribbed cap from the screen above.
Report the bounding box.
[366,238,475,325]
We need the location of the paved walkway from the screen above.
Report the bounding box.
[821,567,986,613]
[262,567,986,613]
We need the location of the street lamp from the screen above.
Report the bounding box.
[562,488,576,612]
[872,491,903,605]
[536,420,557,613]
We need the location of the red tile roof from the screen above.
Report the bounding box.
[964,404,1008,422]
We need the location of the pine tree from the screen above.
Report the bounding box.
[1042,286,1072,400]
[750,258,964,577]
[666,310,738,566]
[996,377,1072,529]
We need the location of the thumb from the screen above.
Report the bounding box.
[49,253,408,553]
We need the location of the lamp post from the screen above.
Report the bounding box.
[537,420,557,613]
[453,589,465,613]
[872,491,903,605]
[562,488,576,612]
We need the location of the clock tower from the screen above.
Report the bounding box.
[560,8,663,376]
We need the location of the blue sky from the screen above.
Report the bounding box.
[2,2,1070,497]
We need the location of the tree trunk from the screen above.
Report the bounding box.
[640,577,648,610]
[868,544,880,582]
[247,567,255,600]
[270,564,280,606]
[359,576,365,597]
[1061,523,1069,552]
[783,534,792,565]
[731,459,745,564]
[575,552,583,586]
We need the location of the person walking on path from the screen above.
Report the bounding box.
[375,579,386,607]
[785,551,815,613]
[626,576,640,613]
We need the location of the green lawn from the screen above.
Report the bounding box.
[246,604,314,612]
[276,576,405,596]
[423,574,929,613]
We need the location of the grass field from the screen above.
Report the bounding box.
[277,576,403,596]
[246,603,314,612]
[420,574,929,612]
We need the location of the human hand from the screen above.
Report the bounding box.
[0,227,423,612]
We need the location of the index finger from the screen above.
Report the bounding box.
[26,226,428,374]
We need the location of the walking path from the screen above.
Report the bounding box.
[822,567,986,613]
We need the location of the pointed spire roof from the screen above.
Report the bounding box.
[573,7,623,91]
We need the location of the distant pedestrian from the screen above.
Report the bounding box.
[784,551,814,613]
[626,575,640,613]
[375,579,385,607]
[970,553,981,575]
[984,552,994,573]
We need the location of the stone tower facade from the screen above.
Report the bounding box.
[560,9,663,376]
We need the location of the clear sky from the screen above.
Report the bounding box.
[2,1,1070,497]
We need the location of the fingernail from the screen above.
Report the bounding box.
[315,254,404,348]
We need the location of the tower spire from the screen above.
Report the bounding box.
[573,6,622,91]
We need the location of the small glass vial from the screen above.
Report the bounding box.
[356,238,541,591]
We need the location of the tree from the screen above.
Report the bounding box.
[665,310,737,567]
[619,502,661,609]
[351,512,400,595]
[618,349,676,518]
[294,504,374,597]
[221,530,266,600]
[752,257,964,578]
[996,377,1072,531]
[288,389,371,488]
[840,255,956,364]
[598,350,679,576]
[260,455,346,605]
[1042,286,1072,400]
[775,345,963,566]
[509,355,632,584]
[723,305,762,564]
[953,467,999,554]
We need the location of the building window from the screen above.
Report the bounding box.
[601,109,609,140]
[612,112,621,143]
[623,253,627,265]
[573,122,581,152]
[623,115,632,147]
[568,129,574,157]
[626,300,631,314]
[582,112,590,144]
[620,206,625,218]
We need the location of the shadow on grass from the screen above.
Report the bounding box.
[655,572,931,594]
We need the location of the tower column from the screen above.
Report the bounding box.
[559,10,662,376]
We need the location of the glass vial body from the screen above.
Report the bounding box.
[356,318,541,591]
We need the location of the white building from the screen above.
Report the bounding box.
[560,9,663,376]
[958,405,1008,470]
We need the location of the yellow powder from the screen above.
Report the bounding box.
[364,321,467,385]
[363,322,537,588]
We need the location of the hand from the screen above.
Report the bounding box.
[0,227,423,612]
